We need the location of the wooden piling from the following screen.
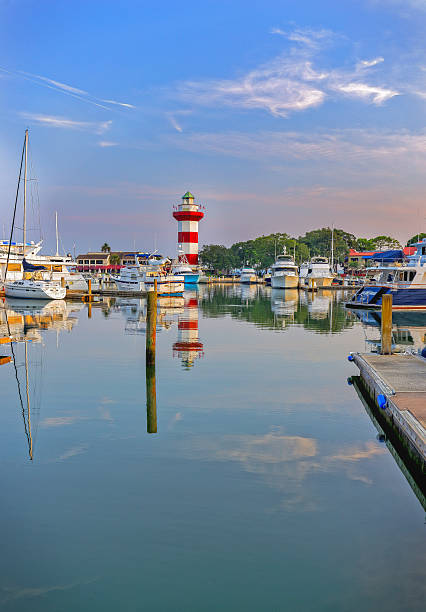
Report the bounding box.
[146,363,157,433]
[61,276,65,289]
[88,302,92,319]
[146,279,157,366]
[381,294,393,355]
[88,278,92,296]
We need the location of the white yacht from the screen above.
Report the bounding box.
[113,255,184,295]
[270,254,299,289]
[240,266,257,284]
[5,277,66,300]
[304,257,334,288]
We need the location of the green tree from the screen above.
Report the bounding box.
[101,242,111,253]
[406,233,426,246]
[370,235,401,250]
[110,253,120,265]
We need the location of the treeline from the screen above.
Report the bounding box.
[199,228,403,273]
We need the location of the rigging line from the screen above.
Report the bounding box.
[24,342,33,461]
[5,317,32,460]
[5,133,26,281]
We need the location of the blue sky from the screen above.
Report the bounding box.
[1,0,426,255]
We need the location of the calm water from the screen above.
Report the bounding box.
[0,285,425,611]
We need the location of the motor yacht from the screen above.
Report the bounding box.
[270,254,299,289]
[304,257,334,288]
[347,238,426,310]
[240,266,257,284]
[113,255,184,295]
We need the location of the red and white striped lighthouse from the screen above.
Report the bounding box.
[172,191,204,266]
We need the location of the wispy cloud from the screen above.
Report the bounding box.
[174,27,399,116]
[27,73,88,95]
[333,82,398,104]
[357,57,384,69]
[0,66,135,111]
[98,140,118,147]
[102,99,136,109]
[170,128,426,165]
[167,113,183,132]
[20,113,112,134]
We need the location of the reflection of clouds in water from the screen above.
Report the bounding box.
[57,444,89,462]
[168,412,183,430]
[0,578,98,603]
[41,415,88,428]
[179,432,385,511]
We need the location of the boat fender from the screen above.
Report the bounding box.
[421,347,426,359]
[347,377,353,385]
[377,394,387,410]
[347,354,354,362]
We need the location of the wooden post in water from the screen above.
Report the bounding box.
[381,294,392,355]
[88,302,92,319]
[146,278,157,366]
[146,363,157,433]
[145,278,157,432]
[61,276,65,289]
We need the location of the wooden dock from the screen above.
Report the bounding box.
[351,353,426,472]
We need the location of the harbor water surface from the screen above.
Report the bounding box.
[0,286,425,611]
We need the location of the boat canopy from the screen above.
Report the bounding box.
[22,258,46,271]
[363,249,405,262]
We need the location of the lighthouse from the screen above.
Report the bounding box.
[172,191,204,266]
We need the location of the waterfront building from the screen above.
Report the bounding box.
[172,192,204,266]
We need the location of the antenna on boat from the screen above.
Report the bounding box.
[55,211,59,256]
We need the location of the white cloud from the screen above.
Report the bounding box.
[333,82,399,104]
[167,113,183,132]
[28,73,88,95]
[357,57,384,69]
[102,99,136,109]
[175,27,398,117]
[21,113,112,134]
[98,140,118,147]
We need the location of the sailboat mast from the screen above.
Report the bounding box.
[55,211,59,256]
[23,129,28,256]
[331,225,334,271]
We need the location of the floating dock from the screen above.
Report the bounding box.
[351,353,426,473]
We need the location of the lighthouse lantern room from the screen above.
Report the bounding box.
[172,191,204,266]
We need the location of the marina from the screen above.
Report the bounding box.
[0,285,425,611]
[1,2,426,608]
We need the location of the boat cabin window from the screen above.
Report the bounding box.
[398,270,416,282]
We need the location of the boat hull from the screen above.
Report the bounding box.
[271,274,299,289]
[182,274,199,285]
[304,276,334,288]
[240,274,257,284]
[346,285,426,310]
[5,281,66,300]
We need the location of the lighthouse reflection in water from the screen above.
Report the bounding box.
[173,293,204,369]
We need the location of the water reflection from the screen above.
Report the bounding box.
[348,307,426,355]
[199,284,355,333]
[173,292,204,369]
[0,299,84,461]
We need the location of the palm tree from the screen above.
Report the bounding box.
[110,253,120,265]
[101,242,111,253]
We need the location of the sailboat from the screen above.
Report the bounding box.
[4,130,66,300]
